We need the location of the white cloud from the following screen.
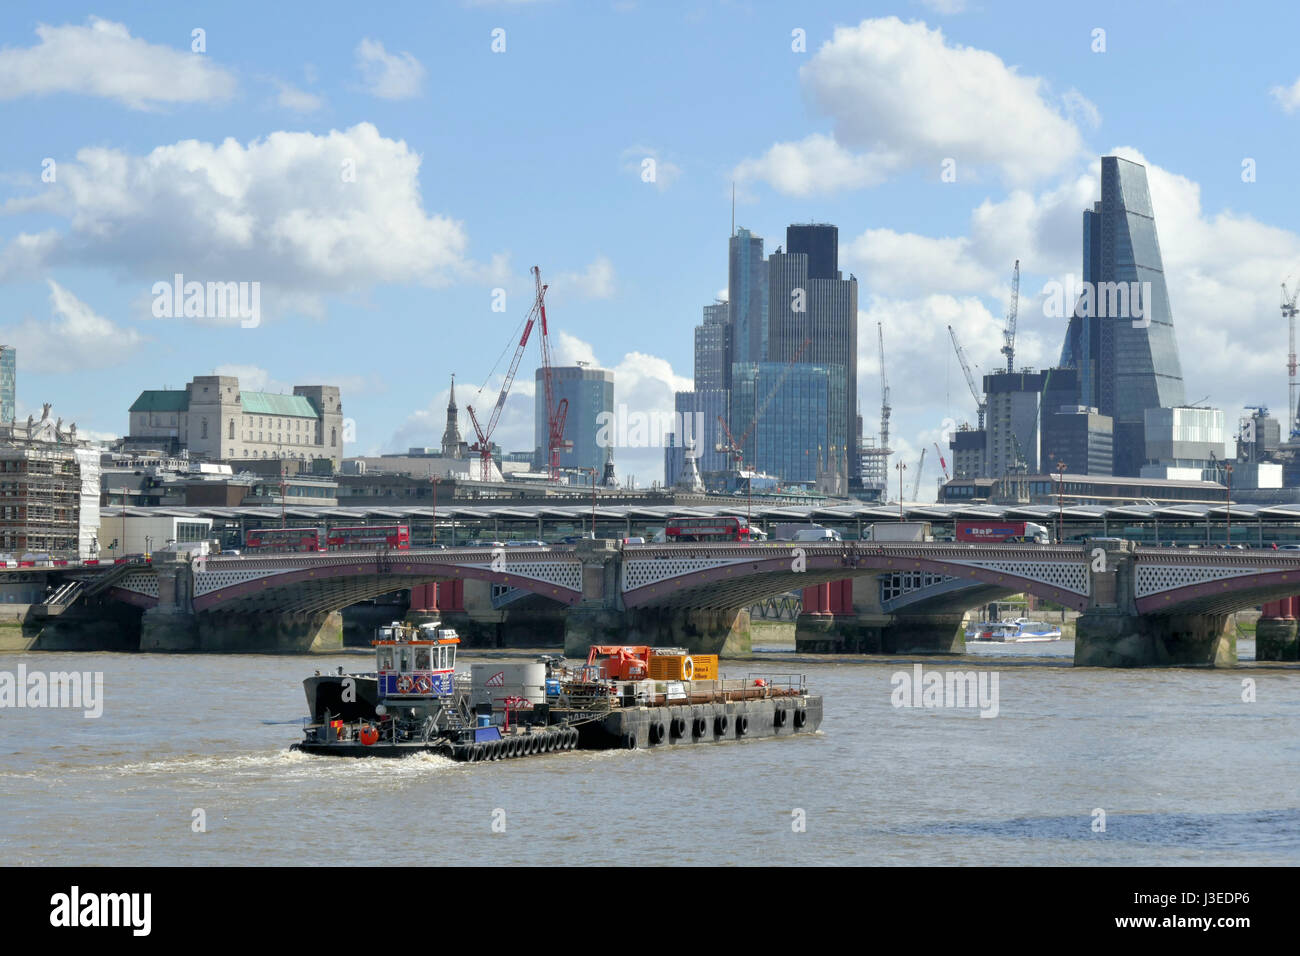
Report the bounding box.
[735,17,1085,194]
[621,145,682,191]
[549,256,616,302]
[0,280,144,373]
[0,17,236,110]
[0,123,473,320]
[1271,77,1300,113]
[844,229,996,297]
[734,134,898,197]
[275,82,324,112]
[355,38,426,100]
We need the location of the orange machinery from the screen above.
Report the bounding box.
[585,645,652,681]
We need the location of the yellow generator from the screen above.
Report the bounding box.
[648,652,718,681]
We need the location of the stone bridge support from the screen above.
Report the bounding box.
[795,576,965,654]
[1256,597,1299,661]
[1075,540,1235,667]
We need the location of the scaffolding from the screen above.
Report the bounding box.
[0,439,93,558]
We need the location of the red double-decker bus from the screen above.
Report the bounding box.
[663,515,750,543]
[245,527,324,553]
[326,525,411,551]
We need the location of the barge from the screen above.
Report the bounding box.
[291,626,822,761]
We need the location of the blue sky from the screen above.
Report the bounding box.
[3,1,1300,493]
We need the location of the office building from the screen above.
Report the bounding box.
[0,410,100,559]
[767,224,859,484]
[662,389,729,488]
[535,364,614,475]
[1140,406,1229,482]
[728,228,768,369]
[730,362,846,485]
[984,370,1043,477]
[949,427,987,480]
[1042,407,1114,475]
[694,302,730,391]
[127,376,345,467]
[1057,156,1186,475]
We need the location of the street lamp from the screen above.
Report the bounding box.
[1055,460,1067,545]
[895,461,907,521]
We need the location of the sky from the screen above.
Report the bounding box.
[3,0,1300,497]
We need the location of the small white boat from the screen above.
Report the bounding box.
[966,617,1062,643]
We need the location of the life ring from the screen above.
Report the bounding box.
[681,656,694,681]
[413,675,433,694]
[396,675,414,694]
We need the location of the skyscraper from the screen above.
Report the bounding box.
[534,365,614,474]
[0,347,13,424]
[694,301,730,391]
[728,228,768,370]
[767,224,859,485]
[730,362,846,484]
[785,223,838,280]
[1057,156,1185,476]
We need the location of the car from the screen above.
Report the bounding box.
[506,540,547,547]
[1279,544,1300,551]
[219,549,241,556]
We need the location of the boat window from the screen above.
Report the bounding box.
[377,647,393,671]
[399,647,411,672]
[414,646,430,670]
[444,646,455,670]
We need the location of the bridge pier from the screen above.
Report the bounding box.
[1256,598,1300,661]
[880,613,966,654]
[140,552,200,651]
[194,610,343,653]
[1075,610,1236,667]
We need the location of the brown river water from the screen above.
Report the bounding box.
[1,639,1297,866]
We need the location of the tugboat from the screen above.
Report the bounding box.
[292,620,579,761]
[291,633,823,760]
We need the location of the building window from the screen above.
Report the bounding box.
[228,419,235,439]
[331,427,337,447]
[200,418,208,439]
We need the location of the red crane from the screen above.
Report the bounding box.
[467,266,567,483]
[533,266,570,479]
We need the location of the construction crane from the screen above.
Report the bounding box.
[532,266,571,479]
[1000,259,1020,373]
[1283,281,1299,437]
[947,324,986,429]
[933,442,950,482]
[910,447,926,500]
[466,267,565,483]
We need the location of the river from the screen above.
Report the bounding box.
[1,642,1297,866]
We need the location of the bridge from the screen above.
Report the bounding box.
[86,538,1300,666]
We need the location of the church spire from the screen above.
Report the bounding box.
[441,373,465,458]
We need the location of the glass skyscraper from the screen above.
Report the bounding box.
[730,362,846,484]
[1058,156,1185,476]
[728,228,768,370]
[693,302,730,392]
[534,365,614,474]
[0,347,14,424]
[766,225,858,485]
